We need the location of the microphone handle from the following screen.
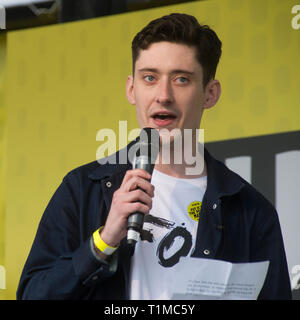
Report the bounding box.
[127,156,155,246]
[127,211,144,246]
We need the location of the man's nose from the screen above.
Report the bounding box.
[155,80,173,105]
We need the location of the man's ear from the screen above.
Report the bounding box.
[126,75,136,105]
[203,79,221,109]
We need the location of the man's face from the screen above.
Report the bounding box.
[126,41,218,139]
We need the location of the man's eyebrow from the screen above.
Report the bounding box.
[137,68,195,75]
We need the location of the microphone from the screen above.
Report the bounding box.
[127,127,160,246]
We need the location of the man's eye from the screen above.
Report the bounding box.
[176,77,188,84]
[144,75,155,82]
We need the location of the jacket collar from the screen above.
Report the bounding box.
[88,141,245,198]
[88,140,135,181]
[204,148,245,198]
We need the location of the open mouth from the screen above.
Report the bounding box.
[151,112,177,127]
[151,112,177,120]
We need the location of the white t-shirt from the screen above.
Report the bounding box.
[129,169,207,300]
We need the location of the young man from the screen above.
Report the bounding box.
[17,13,291,300]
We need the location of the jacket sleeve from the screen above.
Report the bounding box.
[252,203,292,300]
[17,173,118,300]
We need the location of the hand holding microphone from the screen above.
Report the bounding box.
[127,127,160,245]
[99,128,159,255]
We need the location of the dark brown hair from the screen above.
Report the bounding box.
[131,13,222,87]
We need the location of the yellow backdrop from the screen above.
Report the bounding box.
[0,0,299,299]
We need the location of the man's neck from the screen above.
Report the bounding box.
[154,161,207,179]
[154,147,207,179]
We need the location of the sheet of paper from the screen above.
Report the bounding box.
[171,258,269,300]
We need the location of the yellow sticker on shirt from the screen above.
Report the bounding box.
[187,201,202,221]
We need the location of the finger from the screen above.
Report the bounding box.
[110,189,152,216]
[124,189,153,208]
[123,201,152,216]
[122,176,155,196]
[121,169,152,187]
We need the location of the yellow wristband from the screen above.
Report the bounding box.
[93,227,118,255]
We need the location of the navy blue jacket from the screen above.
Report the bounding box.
[17,144,292,300]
